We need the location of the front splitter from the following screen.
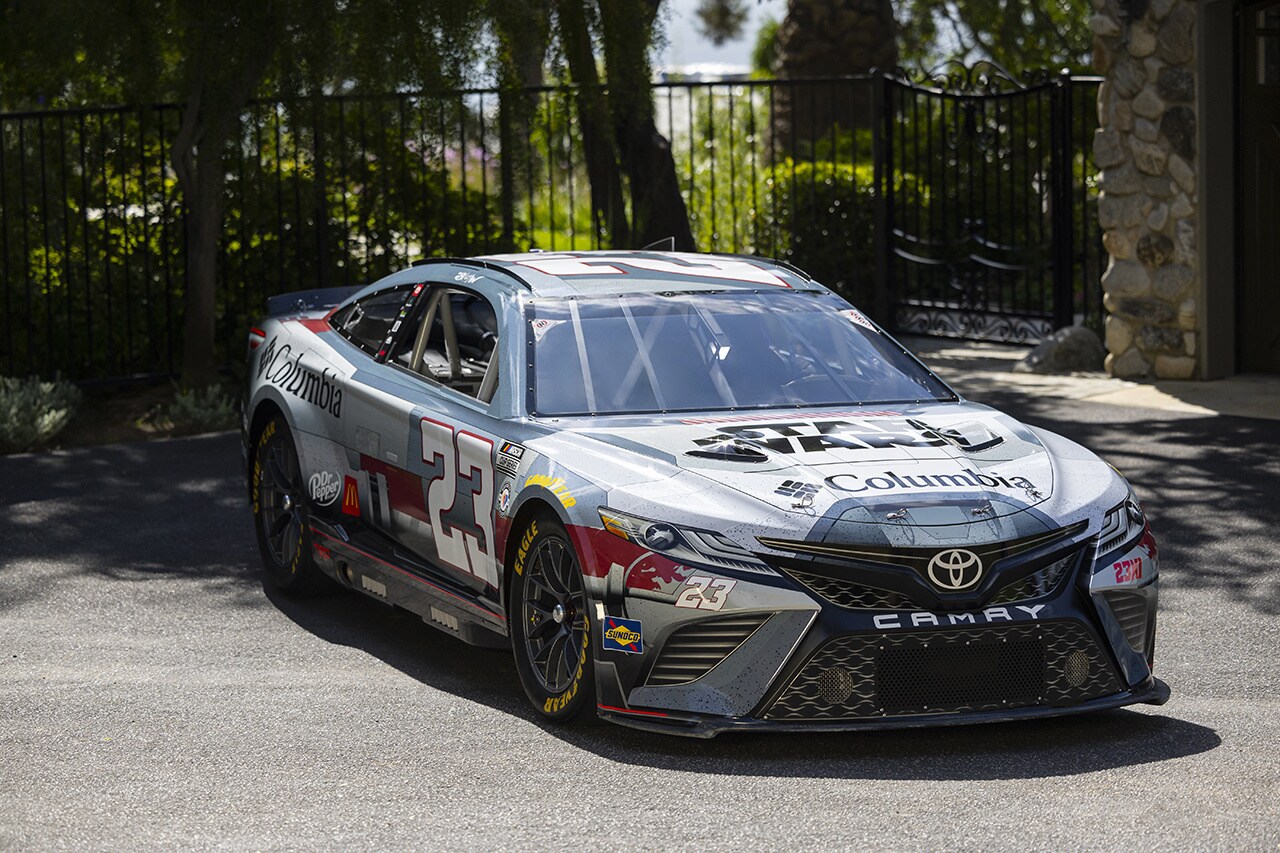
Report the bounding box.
[596,677,1171,739]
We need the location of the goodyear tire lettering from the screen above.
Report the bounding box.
[250,421,277,514]
[513,520,538,576]
[541,629,589,714]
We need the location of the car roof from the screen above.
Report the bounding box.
[470,250,826,297]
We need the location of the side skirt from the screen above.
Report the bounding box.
[308,518,509,649]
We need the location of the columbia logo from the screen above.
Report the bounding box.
[775,480,820,499]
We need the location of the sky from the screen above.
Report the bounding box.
[656,0,788,72]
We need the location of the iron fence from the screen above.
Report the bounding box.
[0,72,1103,382]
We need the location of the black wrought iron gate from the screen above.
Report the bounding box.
[875,66,1104,344]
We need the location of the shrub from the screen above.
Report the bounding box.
[765,159,932,310]
[162,385,239,436]
[0,376,83,454]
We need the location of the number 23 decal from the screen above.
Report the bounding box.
[675,576,736,611]
[421,418,498,587]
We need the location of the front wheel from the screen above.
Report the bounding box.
[509,514,595,722]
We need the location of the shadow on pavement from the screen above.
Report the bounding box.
[269,581,1221,782]
[0,432,260,611]
[970,398,1280,617]
[0,414,1239,779]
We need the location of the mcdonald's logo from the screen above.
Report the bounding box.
[342,476,360,517]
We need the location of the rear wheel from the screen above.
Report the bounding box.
[251,416,328,595]
[509,514,595,721]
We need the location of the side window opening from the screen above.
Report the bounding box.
[329,287,412,355]
[392,286,500,403]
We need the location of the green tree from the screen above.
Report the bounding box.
[696,0,1094,77]
[896,0,1093,73]
[547,0,695,250]
[0,0,484,386]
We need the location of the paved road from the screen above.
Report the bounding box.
[1,392,1278,850]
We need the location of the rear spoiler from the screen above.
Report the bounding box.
[266,285,364,318]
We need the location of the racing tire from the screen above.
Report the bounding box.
[509,513,596,722]
[251,415,330,596]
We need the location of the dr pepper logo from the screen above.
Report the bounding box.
[308,471,341,506]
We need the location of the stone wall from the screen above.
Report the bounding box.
[1091,0,1199,379]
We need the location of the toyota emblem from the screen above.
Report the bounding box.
[926,548,984,590]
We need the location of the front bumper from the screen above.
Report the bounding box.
[589,525,1166,738]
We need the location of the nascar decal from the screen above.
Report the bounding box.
[496,440,526,476]
[256,336,343,417]
[309,471,342,507]
[602,616,643,654]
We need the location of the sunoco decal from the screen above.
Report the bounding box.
[602,617,643,654]
[257,336,343,417]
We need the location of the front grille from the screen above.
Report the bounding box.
[988,552,1077,604]
[1102,590,1149,653]
[765,621,1121,721]
[782,548,1082,611]
[783,569,921,611]
[645,613,771,686]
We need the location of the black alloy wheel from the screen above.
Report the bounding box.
[251,416,327,595]
[510,515,595,721]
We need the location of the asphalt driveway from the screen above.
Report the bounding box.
[1,393,1277,849]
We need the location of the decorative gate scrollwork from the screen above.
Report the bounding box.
[876,61,1103,344]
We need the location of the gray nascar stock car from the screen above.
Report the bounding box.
[243,250,1169,737]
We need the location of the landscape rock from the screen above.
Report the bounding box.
[1013,326,1107,374]
[1155,353,1195,379]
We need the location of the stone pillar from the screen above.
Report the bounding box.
[1091,0,1199,380]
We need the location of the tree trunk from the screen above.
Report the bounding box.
[493,0,551,249]
[170,6,277,387]
[555,0,630,247]
[175,154,225,388]
[597,0,694,250]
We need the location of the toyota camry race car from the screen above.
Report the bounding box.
[243,250,1169,737]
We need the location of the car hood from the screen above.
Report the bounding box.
[561,403,1058,526]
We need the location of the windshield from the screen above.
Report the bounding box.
[526,291,954,416]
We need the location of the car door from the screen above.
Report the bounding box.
[334,272,516,597]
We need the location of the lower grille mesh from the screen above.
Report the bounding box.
[765,621,1121,720]
[646,613,771,686]
[1102,590,1149,652]
[783,569,920,610]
